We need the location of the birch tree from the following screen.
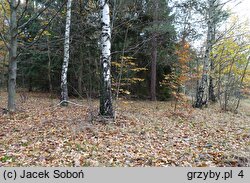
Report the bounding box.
[194,0,220,107]
[194,0,213,108]
[194,0,231,108]
[61,0,72,106]
[99,0,113,117]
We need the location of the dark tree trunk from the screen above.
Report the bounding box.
[209,54,216,102]
[150,0,158,101]
[78,45,84,97]
[28,77,32,92]
[209,76,216,102]
[194,74,208,108]
[8,0,18,112]
[47,37,53,95]
[150,33,157,101]
[209,3,216,103]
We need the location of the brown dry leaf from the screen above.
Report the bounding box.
[0,92,249,166]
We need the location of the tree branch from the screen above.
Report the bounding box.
[17,0,29,25]
[0,32,10,50]
[18,0,52,30]
[18,1,66,56]
[14,0,21,9]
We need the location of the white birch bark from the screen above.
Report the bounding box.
[61,0,72,105]
[194,0,214,108]
[99,0,113,117]
[142,0,147,13]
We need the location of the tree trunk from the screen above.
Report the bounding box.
[77,45,84,97]
[151,33,157,101]
[209,67,216,102]
[0,54,7,88]
[150,0,158,101]
[78,60,83,97]
[47,37,53,95]
[208,0,216,102]
[8,0,18,112]
[235,57,250,111]
[218,62,222,108]
[224,56,237,110]
[99,0,113,117]
[61,0,72,106]
[194,0,214,108]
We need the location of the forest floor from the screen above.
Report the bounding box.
[0,92,249,167]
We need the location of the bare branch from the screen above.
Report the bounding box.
[17,1,66,56]
[18,0,53,30]
[216,0,237,8]
[0,32,10,50]
[17,0,29,25]
[14,0,21,9]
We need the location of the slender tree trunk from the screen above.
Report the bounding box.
[87,50,92,97]
[224,56,237,110]
[235,57,250,111]
[78,61,83,96]
[47,37,53,95]
[0,66,3,88]
[218,62,222,108]
[8,0,18,112]
[78,45,84,97]
[151,33,157,101]
[61,0,72,106]
[94,58,99,95]
[150,0,158,101]
[209,65,216,102]
[217,46,225,108]
[0,54,7,88]
[194,0,213,108]
[28,76,32,92]
[99,0,113,117]
[208,0,216,102]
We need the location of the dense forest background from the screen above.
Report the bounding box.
[0,0,248,109]
[0,0,249,167]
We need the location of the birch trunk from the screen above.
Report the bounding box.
[142,0,147,13]
[208,0,216,102]
[61,0,72,106]
[194,0,214,108]
[8,0,18,112]
[99,0,113,117]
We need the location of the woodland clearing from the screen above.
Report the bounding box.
[0,92,249,167]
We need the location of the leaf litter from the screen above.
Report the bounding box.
[0,92,249,167]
